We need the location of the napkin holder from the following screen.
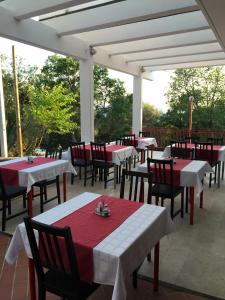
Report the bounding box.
[95,201,110,217]
[27,156,34,164]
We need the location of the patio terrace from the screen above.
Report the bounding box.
[0,151,224,300]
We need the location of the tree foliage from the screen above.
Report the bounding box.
[163,67,225,129]
[142,103,161,128]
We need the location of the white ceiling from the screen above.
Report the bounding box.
[0,0,225,76]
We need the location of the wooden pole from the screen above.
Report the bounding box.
[188,96,194,143]
[12,45,23,157]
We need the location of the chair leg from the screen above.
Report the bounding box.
[40,186,44,213]
[214,165,217,184]
[56,176,61,204]
[7,199,11,215]
[44,185,47,201]
[91,167,95,186]
[132,269,138,288]
[84,166,87,186]
[104,168,107,189]
[170,198,174,219]
[2,199,7,231]
[147,252,151,262]
[209,173,212,188]
[181,191,184,218]
[222,162,224,180]
[23,194,26,209]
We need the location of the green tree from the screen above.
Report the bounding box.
[163,67,225,129]
[142,103,161,128]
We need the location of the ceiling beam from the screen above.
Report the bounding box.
[197,0,225,52]
[57,5,199,36]
[4,0,96,21]
[0,6,87,60]
[126,50,223,63]
[109,40,218,56]
[0,6,141,77]
[91,26,210,47]
[143,57,225,68]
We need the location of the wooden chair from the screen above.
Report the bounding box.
[90,142,114,189]
[120,169,153,288]
[24,217,99,300]
[0,173,27,231]
[139,131,154,159]
[207,137,224,180]
[33,148,62,213]
[194,142,220,187]
[147,158,184,219]
[170,140,194,159]
[70,142,92,186]
[120,169,153,203]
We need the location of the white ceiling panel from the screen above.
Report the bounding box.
[73,11,208,46]
[124,43,222,62]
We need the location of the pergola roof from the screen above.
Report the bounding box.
[0,0,225,77]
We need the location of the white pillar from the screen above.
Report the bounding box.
[80,56,94,142]
[132,74,143,136]
[0,60,8,157]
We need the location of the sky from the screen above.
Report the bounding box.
[0,37,172,112]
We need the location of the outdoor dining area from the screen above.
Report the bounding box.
[1,0,225,300]
[0,131,225,300]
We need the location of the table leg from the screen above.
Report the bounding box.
[140,181,144,202]
[190,187,194,225]
[63,173,67,202]
[141,150,145,163]
[153,242,160,292]
[28,258,36,300]
[27,190,33,217]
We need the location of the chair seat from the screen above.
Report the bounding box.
[93,160,114,168]
[34,178,58,187]
[45,270,99,299]
[74,159,92,167]
[152,183,184,198]
[0,185,27,199]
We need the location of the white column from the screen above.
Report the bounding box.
[132,74,143,136]
[0,60,8,157]
[80,56,94,142]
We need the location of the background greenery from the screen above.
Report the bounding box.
[1,53,225,155]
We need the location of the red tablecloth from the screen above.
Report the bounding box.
[52,195,143,282]
[85,144,128,161]
[0,157,55,185]
[149,159,190,186]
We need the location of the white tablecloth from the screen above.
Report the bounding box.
[163,145,225,162]
[5,192,174,300]
[0,157,76,192]
[138,160,212,194]
[62,145,138,166]
[136,137,157,150]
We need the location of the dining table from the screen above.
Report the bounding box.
[5,192,174,300]
[138,158,213,225]
[0,156,76,216]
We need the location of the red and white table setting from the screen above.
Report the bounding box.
[0,157,76,216]
[5,192,174,300]
[62,144,138,166]
[163,143,225,162]
[133,137,157,150]
[138,159,213,225]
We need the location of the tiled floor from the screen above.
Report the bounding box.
[1,152,225,299]
[0,233,211,300]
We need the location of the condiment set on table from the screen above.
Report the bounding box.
[95,200,110,217]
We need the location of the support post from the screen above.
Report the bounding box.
[12,45,23,157]
[132,74,143,136]
[80,56,94,143]
[0,59,8,157]
[188,96,194,143]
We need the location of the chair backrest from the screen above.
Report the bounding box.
[24,217,80,287]
[139,131,151,137]
[45,148,62,159]
[70,142,87,163]
[170,140,193,159]
[120,169,152,204]
[90,142,107,162]
[194,142,214,163]
[120,134,136,146]
[147,158,174,187]
[207,137,223,145]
